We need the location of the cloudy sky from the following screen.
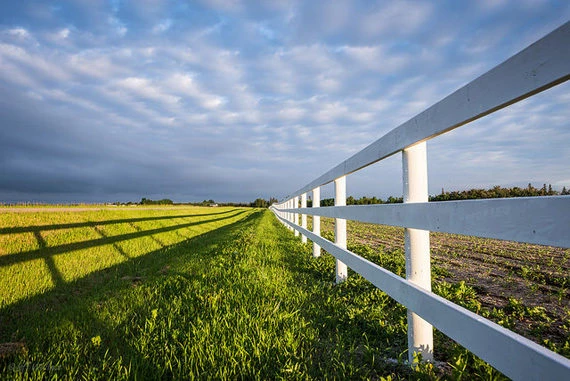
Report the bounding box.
[0,1,569,203]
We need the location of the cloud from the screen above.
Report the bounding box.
[0,1,569,203]
[152,19,173,34]
[0,43,71,83]
[108,16,127,37]
[6,27,31,40]
[164,72,226,109]
[359,1,432,38]
[116,77,181,105]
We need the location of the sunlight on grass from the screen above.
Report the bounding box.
[1,207,565,379]
[0,207,250,307]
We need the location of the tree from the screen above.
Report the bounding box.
[251,198,268,208]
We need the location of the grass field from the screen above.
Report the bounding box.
[0,207,568,379]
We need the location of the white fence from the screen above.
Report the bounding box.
[270,22,570,380]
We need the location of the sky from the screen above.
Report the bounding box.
[0,1,569,203]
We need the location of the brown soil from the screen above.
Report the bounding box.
[318,217,570,348]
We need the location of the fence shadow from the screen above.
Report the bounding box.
[0,210,248,271]
[0,209,263,377]
[0,209,262,329]
[0,209,236,235]
[0,209,249,315]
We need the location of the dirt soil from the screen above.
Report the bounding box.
[319,217,570,347]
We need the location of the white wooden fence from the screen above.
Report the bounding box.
[270,21,570,380]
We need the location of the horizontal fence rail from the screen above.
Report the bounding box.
[282,196,570,248]
[270,21,570,380]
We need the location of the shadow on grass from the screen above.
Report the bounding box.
[0,209,262,337]
[0,209,237,235]
[0,210,248,272]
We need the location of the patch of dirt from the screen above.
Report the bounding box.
[0,342,26,358]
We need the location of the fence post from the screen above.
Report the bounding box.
[293,196,299,236]
[402,142,433,364]
[335,176,348,283]
[289,199,294,230]
[312,187,321,257]
[301,193,307,243]
[287,199,292,230]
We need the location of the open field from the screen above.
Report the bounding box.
[0,207,568,379]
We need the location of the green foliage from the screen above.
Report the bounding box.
[306,183,564,207]
[432,281,481,313]
[140,197,174,205]
[430,183,560,201]
[250,198,269,208]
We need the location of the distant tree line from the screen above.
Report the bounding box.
[140,198,174,205]
[112,184,568,208]
[430,183,568,201]
[188,198,279,208]
[308,195,402,207]
[305,183,568,207]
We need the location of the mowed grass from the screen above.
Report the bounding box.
[0,206,545,379]
[1,206,432,380]
[0,207,250,307]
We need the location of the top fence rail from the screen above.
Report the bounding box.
[289,21,570,200]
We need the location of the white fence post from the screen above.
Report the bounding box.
[335,176,348,283]
[312,187,321,257]
[289,199,295,231]
[287,199,292,230]
[301,193,307,243]
[403,142,433,364]
[294,196,299,236]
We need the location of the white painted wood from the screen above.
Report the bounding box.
[294,196,299,237]
[289,199,293,230]
[283,196,570,248]
[301,193,307,243]
[403,142,433,363]
[288,199,293,230]
[335,176,348,283]
[290,22,570,197]
[312,187,321,257]
[273,212,570,380]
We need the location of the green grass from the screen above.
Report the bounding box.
[0,207,250,307]
[0,206,554,379]
[0,207,438,379]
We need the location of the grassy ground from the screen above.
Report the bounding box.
[316,217,570,361]
[0,207,251,307]
[0,207,564,379]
